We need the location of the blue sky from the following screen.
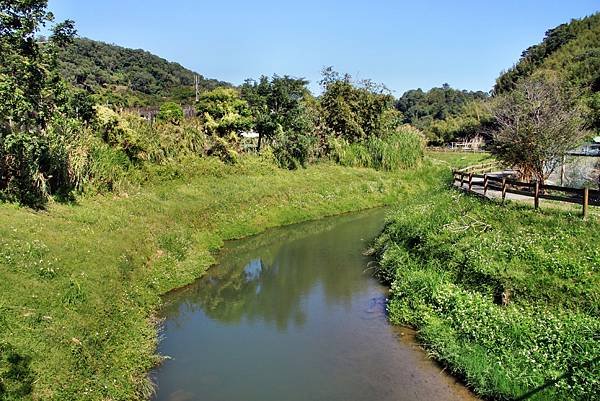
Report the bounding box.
[47,0,599,95]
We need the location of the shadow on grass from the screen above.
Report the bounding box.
[515,356,600,401]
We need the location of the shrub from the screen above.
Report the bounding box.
[157,102,184,125]
[206,134,239,164]
[271,127,315,169]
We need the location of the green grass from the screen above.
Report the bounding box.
[0,155,440,400]
[374,179,599,401]
[425,150,493,169]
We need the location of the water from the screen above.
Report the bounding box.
[152,209,477,401]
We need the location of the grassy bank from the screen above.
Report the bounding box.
[0,155,440,400]
[373,175,599,400]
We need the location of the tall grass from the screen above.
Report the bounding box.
[330,125,425,171]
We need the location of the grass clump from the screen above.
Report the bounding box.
[373,184,599,401]
[329,125,425,171]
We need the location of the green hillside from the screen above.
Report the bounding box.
[494,13,600,131]
[57,38,231,106]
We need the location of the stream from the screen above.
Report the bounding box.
[151,208,477,401]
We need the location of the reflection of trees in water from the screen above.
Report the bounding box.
[160,208,386,331]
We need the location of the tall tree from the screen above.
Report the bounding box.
[319,67,399,143]
[241,75,311,151]
[0,0,76,206]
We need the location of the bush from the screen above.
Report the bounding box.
[206,134,239,164]
[271,127,315,169]
[157,102,184,125]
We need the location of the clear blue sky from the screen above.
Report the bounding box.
[47,0,599,95]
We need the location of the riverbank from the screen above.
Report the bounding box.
[0,155,445,400]
[373,181,599,400]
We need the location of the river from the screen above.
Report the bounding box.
[151,208,477,401]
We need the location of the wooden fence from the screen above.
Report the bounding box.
[427,146,487,153]
[452,165,600,218]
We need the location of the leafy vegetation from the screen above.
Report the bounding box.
[373,184,600,401]
[319,67,402,143]
[196,87,253,136]
[396,84,490,144]
[242,76,312,146]
[0,0,81,207]
[156,102,183,125]
[57,38,230,106]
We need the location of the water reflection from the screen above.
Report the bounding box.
[161,210,383,331]
[153,208,478,401]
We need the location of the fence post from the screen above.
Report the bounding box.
[468,173,473,191]
[583,187,589,219]
[483,174,488,196]
[502,177,507,204]
[560,155,566,186]
[534,181,540,209]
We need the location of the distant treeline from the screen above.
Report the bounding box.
[54,12,599,146]
[56,38,231,106]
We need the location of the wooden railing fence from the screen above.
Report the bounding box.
[452,167,600,218]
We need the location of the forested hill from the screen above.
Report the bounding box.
[494,12,600,94]
[57,38,231,106]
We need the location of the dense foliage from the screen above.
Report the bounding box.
[57,38,231,106]
[315,68,426,168]
[196,88,252,137]
[374,186,600,401]
[396,84,489,144]
[0,0,83,207]
[495,13,600,133]
[320,67,401,143]
[241,75,316,168]
[157,102,184,125]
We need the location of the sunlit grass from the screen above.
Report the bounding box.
[374,186,599,401]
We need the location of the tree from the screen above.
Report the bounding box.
[196,88,252,136]
[0,0,76,206]
[319,67,399,143]
[489,74,587,183]
[241,75,312,151]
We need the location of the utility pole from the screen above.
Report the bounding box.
[195,74,200,102]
